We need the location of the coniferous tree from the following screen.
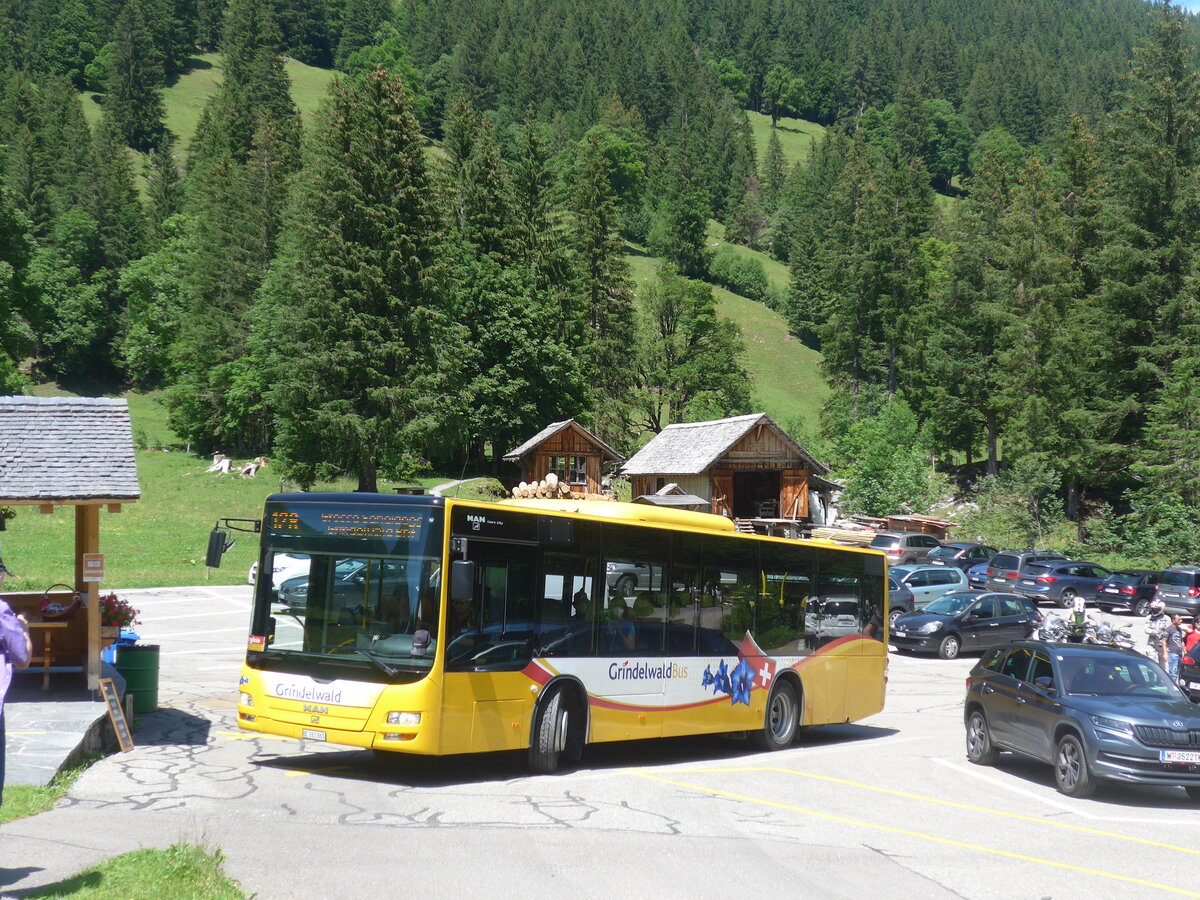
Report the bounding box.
[145,137,183,247]
[265,69,455,491]
[336,0,391,69]
[761,127,787,217]
[104,0,167,152]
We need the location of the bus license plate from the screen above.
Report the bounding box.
[1161,750,1200,763]
[301,729,326,741]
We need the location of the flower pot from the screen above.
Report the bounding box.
[101,625,120,643]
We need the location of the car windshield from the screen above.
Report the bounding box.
[1108,571,1144,585]
[1159,570,1197,587]
[1062,656,1182,698]
[923,596,974,616]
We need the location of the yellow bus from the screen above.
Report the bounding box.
[230,492,888,772]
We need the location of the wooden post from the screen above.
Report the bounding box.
[79,504,101,691]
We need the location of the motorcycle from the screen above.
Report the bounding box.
[1036,611,1097,644]
[1089,618,1135,651]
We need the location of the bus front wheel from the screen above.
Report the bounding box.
[529,689,569,774]
[748,680,799,752]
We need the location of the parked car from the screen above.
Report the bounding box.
[986,550,1070,593]
[1095,570,1160,617]
[1015,561,1113,608]
[927,542,998,572]
[249,552,311,593]
[605,561,664,597]
[890,591,1042,660]
[967,559,994,591]
[964,640,1200,799]
[889,564,970,609]
[886,576,915,628]
[869,531,942,564]
[1154,565,1200,617]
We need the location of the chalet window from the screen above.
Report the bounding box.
[547,455,587,485]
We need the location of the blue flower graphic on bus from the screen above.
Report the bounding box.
[729,659,754,706]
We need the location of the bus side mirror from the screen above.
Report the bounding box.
[206,528,234,568]
[450,560,475,602]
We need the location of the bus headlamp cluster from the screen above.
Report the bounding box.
[387,712,421,726]
[239,692,254,707]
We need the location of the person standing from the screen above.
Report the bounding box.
[1,596,33,806]
[1162,614,1186,682]
[1146,600,1170,667]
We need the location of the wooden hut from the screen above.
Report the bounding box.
[0,397,140,690]
[620,413,836,528]
[503,419,624,496]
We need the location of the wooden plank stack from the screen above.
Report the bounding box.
[810,526,876,546]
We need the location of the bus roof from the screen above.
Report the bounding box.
[494,498,738,532]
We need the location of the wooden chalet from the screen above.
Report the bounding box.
[0,397,141,691]
[503,419,624,496]
[620,413,837,531]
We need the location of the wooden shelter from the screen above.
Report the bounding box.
[620,413,836,528]
[503,419,624,496]
[0,397,140,691]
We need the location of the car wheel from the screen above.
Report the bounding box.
[966,709,998,765]
[1057,587,1077,609]
[614,575,636,598]
[1054,733,1097,798]
[937,634,961,660]
[1134,598,1152,617]
[748,680,799,751]
[888,607,905,629]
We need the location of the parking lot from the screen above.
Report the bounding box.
[5,586,1200,898]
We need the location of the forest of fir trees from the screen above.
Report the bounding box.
[2,0,1200,561]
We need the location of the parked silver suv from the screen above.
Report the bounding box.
[869,531,941,565]
[1154,565,1200,616]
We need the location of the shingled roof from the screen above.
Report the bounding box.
[0,397,140,502]
[502,418,624,463]
[620,413,828,477]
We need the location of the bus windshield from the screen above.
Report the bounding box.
[267,552,442,671]
[248,496,445,678]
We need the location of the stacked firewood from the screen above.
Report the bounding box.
[511,472,612,501]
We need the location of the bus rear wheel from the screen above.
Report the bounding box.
[748,681,799,752]
[529,689,569,774]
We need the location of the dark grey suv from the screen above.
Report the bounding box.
[1154,566,1200,617]
[985,550,1069,594]
[964,641,1200,799]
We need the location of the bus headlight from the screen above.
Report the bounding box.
[387,712,421,726]
[239,692,254,707]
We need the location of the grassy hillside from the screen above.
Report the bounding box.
[625,244,827,433]
[746,111,825,170]
[81,53,337,151]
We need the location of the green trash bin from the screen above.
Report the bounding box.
[115,644,160,714]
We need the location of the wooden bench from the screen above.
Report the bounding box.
[2,591,88,690]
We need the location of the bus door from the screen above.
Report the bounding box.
[443,540,539,754]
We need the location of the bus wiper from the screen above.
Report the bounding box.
[351,647,400,677]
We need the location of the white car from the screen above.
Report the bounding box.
[249,553,311,592]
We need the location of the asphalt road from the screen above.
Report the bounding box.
[5,586,1199,899]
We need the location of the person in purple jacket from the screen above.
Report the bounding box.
[1,597,32,806]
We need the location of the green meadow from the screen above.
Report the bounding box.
[746,110,825,169]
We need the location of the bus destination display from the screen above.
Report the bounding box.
[269,508,427,540]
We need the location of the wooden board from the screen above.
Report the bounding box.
[99,677,134,753]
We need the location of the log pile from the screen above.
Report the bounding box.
[511,472,613,501]
[810,526,876,546]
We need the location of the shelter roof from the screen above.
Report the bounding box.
[620,413,828,477]
[502,419,623,463]
[0,397,140,503]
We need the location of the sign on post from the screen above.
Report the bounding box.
[82,553,105,583]
[98,677,134,752]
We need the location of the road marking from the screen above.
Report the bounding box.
[634,772,1200,896]
[649,764,1200,856]
[933,757,1197,825]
